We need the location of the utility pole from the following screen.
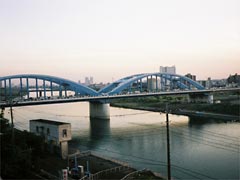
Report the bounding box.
[10,102,14,127]
[166,103,171,180]
[10,100,14,144]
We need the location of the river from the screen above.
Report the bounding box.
[4,102,240,179]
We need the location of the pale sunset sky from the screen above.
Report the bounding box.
[0,0,239,83]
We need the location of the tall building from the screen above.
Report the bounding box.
[159,65,176,74]
[90,76,93,84]
[158,66,176,89]
[84,76,94,85]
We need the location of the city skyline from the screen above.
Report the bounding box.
[0,0,239,83]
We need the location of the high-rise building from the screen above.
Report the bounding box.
[158,66,176,89]
[159,65,176,74]
[90,77,93,84]
[85,77,89,85]
[84,76,94,85]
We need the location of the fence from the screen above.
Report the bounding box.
[70,150,137,180]
[68,150,130,167]
[90,151,130,167]
[90,166,132,180]
[120,169,145,180]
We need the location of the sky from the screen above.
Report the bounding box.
[0,0,239,83]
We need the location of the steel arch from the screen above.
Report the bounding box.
[100,73,205,95]
[0,74,98,96]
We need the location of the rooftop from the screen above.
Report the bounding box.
[30,119,70,126]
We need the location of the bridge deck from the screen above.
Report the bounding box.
[1,88,239,108]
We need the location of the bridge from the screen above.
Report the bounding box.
[0,73,238,119]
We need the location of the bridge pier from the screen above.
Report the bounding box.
[89,101,110,120]
[187,93,214,104]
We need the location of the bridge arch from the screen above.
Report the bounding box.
[0,74,98,100]
[99,73,205,95]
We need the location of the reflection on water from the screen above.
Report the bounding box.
[3,102,240,179]
[89,118,111,139]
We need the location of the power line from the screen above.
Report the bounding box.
[170,123,239,148]
[171,122,239,141]
[77,145,216,179]
[171,130,239,153]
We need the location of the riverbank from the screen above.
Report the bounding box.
[110,102,240,121]
[0,115,165,179]
[67,150,164,179]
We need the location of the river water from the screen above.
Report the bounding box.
[4,102,240,179]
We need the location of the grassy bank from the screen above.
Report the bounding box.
[110,92,240,116]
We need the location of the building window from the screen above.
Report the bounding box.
[36,126,39,133]
[62,129,67,138]
[40,126,44,132]
[47,128,50,135]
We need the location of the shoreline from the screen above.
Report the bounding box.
[110,103,240,121]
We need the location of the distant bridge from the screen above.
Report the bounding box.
[1,73,238,119]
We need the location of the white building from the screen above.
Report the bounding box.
[30,119,72,159]
[159,66,176,89]
[159,65,176,74]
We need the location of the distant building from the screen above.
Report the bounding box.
[227,73,240,87]
[147,78,160,91]
[85,77,90,85]
[159,66,176,89]
[30,119,72,159]
[206,77,212,89]
[90,76,94,84]
[184,73,197,88]
[197,80,206,88]
[160,65,176,74]
[211,79,227,88]
[84,76,94,86]
[185,73,196,81]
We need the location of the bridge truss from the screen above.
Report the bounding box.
[0,74,98,101]
[0,73,204,101]
[99,73,204,95]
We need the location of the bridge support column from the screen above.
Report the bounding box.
[187,93,214,104]
[89,102,110,120]
[208,94,214,104]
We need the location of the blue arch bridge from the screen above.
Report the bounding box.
[0,73,232,119]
